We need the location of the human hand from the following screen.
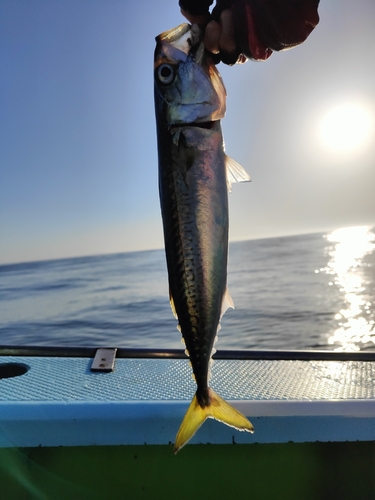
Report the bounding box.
[180,0,320,64]
[181,7,247,65]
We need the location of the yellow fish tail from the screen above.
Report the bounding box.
[173,388,254,454]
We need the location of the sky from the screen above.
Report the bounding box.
[1,0,375,265]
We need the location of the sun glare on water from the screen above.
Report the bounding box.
[318,102,374,153]
[319,226,375,351]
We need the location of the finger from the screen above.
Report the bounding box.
[219,10,236,55]
[236,54,248,64]
[204,20,221,54]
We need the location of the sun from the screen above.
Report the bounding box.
[318,102,374,153]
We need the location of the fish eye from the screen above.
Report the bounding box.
[156,63,175,84]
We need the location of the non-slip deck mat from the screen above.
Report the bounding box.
[1,356,375,402]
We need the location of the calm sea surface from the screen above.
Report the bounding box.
[1,226,374,351]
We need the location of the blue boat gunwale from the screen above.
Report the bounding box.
[1,346,375,448]
[1,345,375,361]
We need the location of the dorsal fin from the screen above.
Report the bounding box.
[208,288,235,372]
[170,290,182,332]
[169,290,178,319]
[225,155,251,192]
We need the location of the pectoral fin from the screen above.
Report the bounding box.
[226,155,251,192]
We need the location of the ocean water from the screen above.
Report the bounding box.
[1,226,374,351]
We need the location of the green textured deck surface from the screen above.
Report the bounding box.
[2,442,375,500]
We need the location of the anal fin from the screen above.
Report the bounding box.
[221,287,234,318]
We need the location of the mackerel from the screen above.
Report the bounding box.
[154,23,253,453]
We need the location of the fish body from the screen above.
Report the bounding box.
[154,23,253,453]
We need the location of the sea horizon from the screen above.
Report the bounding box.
[1,226,374,352]
[2,224,372,267]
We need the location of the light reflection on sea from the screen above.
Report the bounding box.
[319,226,375,351]
[1,227,375,350]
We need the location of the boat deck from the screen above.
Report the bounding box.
[1,351,375,448]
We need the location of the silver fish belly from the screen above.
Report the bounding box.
[159,123,228,398]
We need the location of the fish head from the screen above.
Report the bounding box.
[154,23,226,126]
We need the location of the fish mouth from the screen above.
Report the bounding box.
[156,23,201,57]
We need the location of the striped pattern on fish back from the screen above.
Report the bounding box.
[158,125,229,400]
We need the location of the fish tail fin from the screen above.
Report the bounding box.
[173,388,254,454]
[174,393,207,454]
[209,389,254,433]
